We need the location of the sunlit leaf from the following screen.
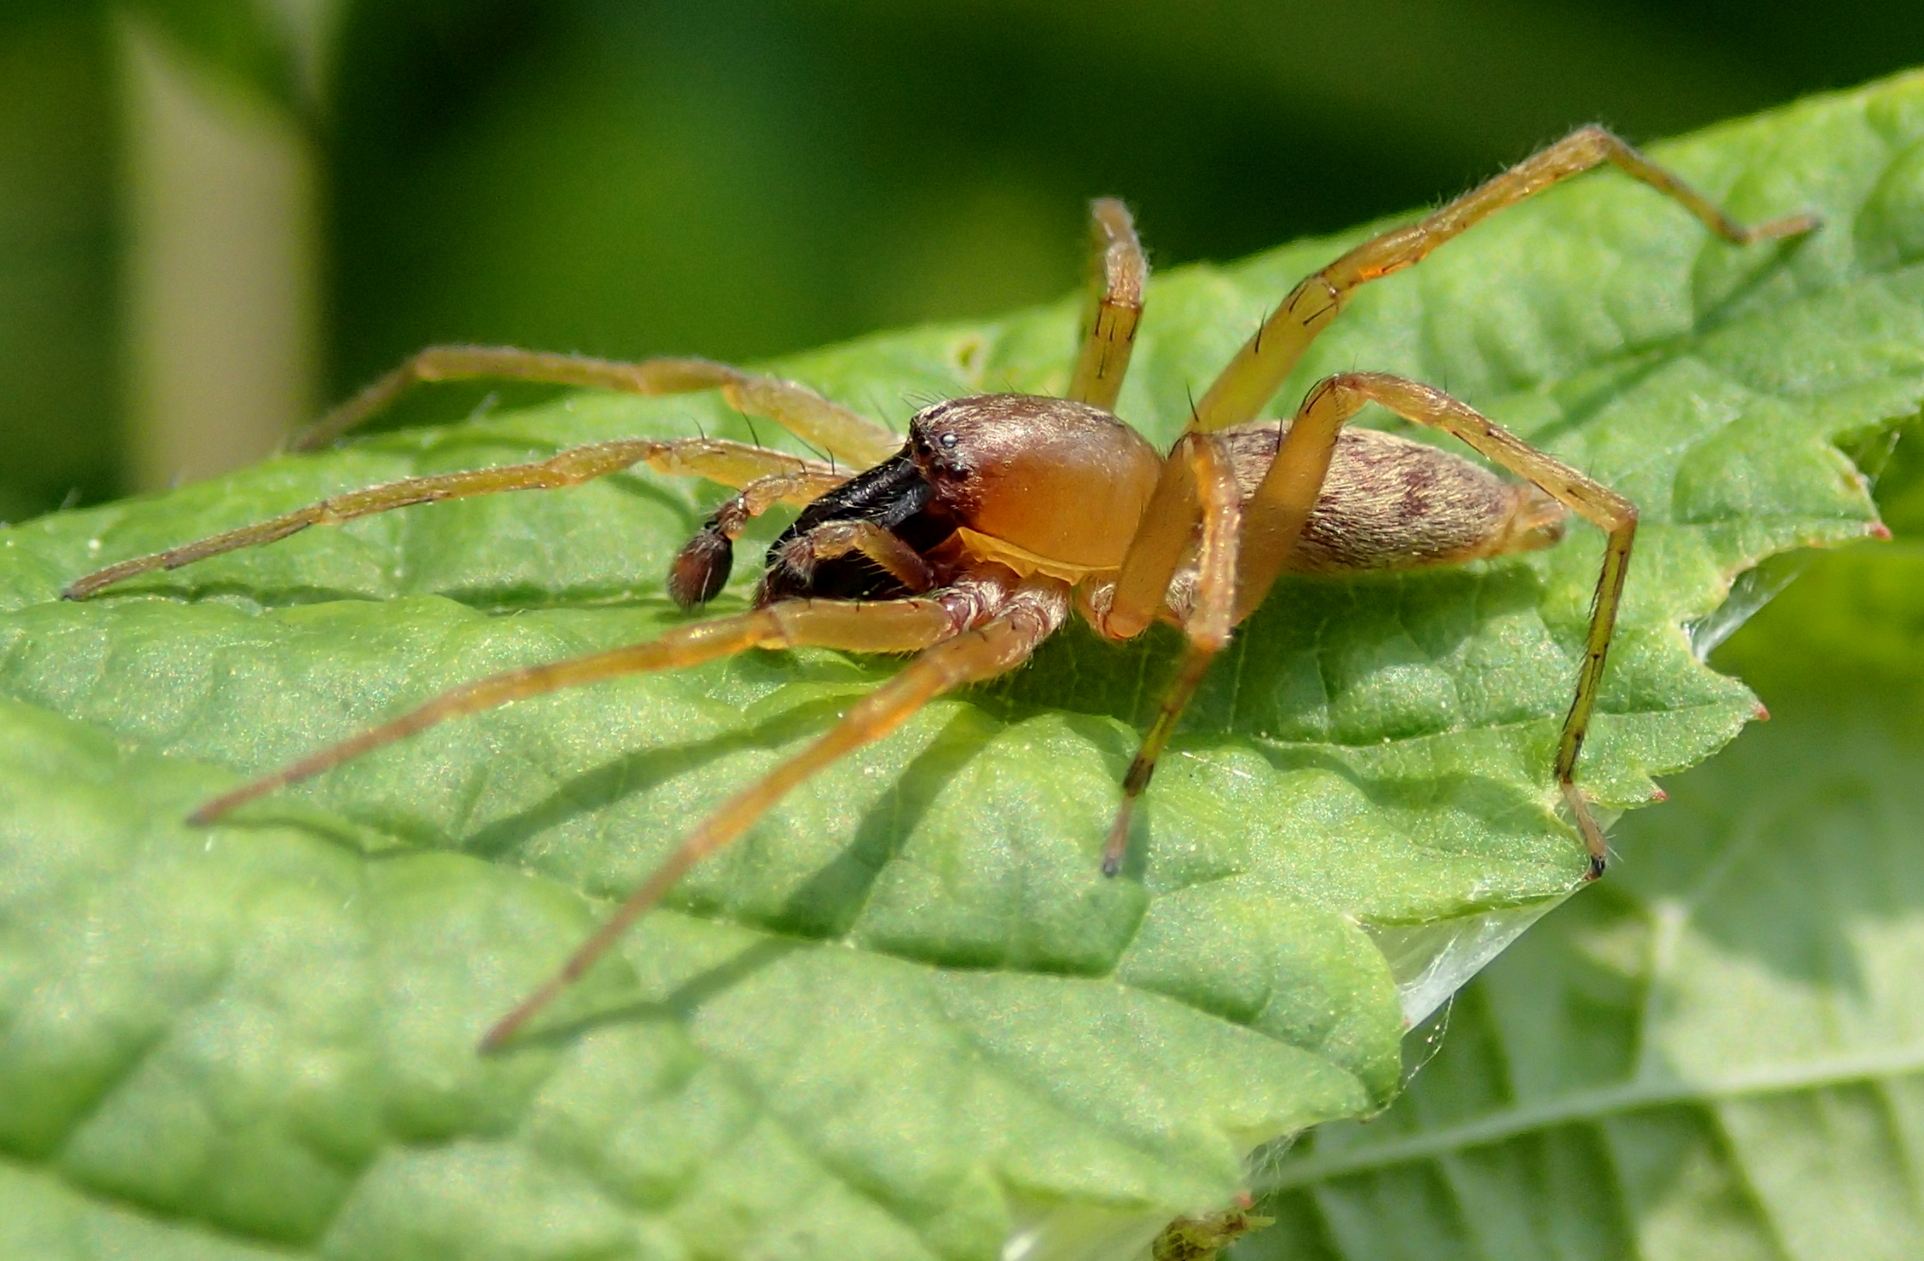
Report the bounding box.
[3,73,1922,1260]
[1239,457,1924,1261]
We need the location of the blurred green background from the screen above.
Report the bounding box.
[3,0,1922,524]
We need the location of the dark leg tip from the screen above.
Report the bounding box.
[1100,853,1122,878]
[1586,854,1607,881]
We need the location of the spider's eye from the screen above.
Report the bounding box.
[938,432,959,449]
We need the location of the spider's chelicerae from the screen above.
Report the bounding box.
[67,127,1815,1048]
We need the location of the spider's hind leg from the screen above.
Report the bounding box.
[1188,126,1817,435]
[1236,371,1637,876]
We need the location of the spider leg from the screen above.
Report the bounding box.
[1096,433,1243,874]
[65,438,837,600]
[480,581,1069,1050]
[1190,125,1818,433]
[1067,198,1146,410]
[189,593,970,826]
[1239,371,1636,876]
[293,346,900,468]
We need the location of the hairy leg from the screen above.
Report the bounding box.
[1239,371,1636,874]
[1067,198,1147,411]
[1094,433,1243,874]
[190,593,971,826]
[1191,125,1817,434]
[294,347,901,468]
[1086,127,1809,861]
[481,579,1069,1049]
[65,438,838,600]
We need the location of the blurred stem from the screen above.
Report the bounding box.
[117,14,317,490]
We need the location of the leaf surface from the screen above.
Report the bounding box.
[1238,438,1924,1261]
[4,75,1924,1260]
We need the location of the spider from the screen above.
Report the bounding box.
[65,127,1815,1049]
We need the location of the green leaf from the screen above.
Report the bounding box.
[1237,470,1924,1260]
[4,73,1923,1260]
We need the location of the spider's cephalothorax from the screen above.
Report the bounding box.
[65,128,1818,1048]
[674,395,1166,606]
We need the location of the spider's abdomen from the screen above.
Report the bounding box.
[1223,423,1567,571]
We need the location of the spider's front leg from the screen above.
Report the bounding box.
[141,568,1051,1046]
[64,438,842,601]
[481,578,1069,1050]
[1067,198,1147,410]
[188,593,969,825]
[293,346,900,468]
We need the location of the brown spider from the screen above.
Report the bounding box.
[65,128,1815,1049]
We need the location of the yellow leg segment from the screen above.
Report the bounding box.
[64,438,835,600]
[480,585,1067,1049]
[295,346,901,468]
[1191,126,1817,434]
[1067,199,1147,411]
[1099,434,1243,874]
[1238,372,1636,874]
[190,595,966,828]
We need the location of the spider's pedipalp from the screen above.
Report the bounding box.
[669,464,850,607]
